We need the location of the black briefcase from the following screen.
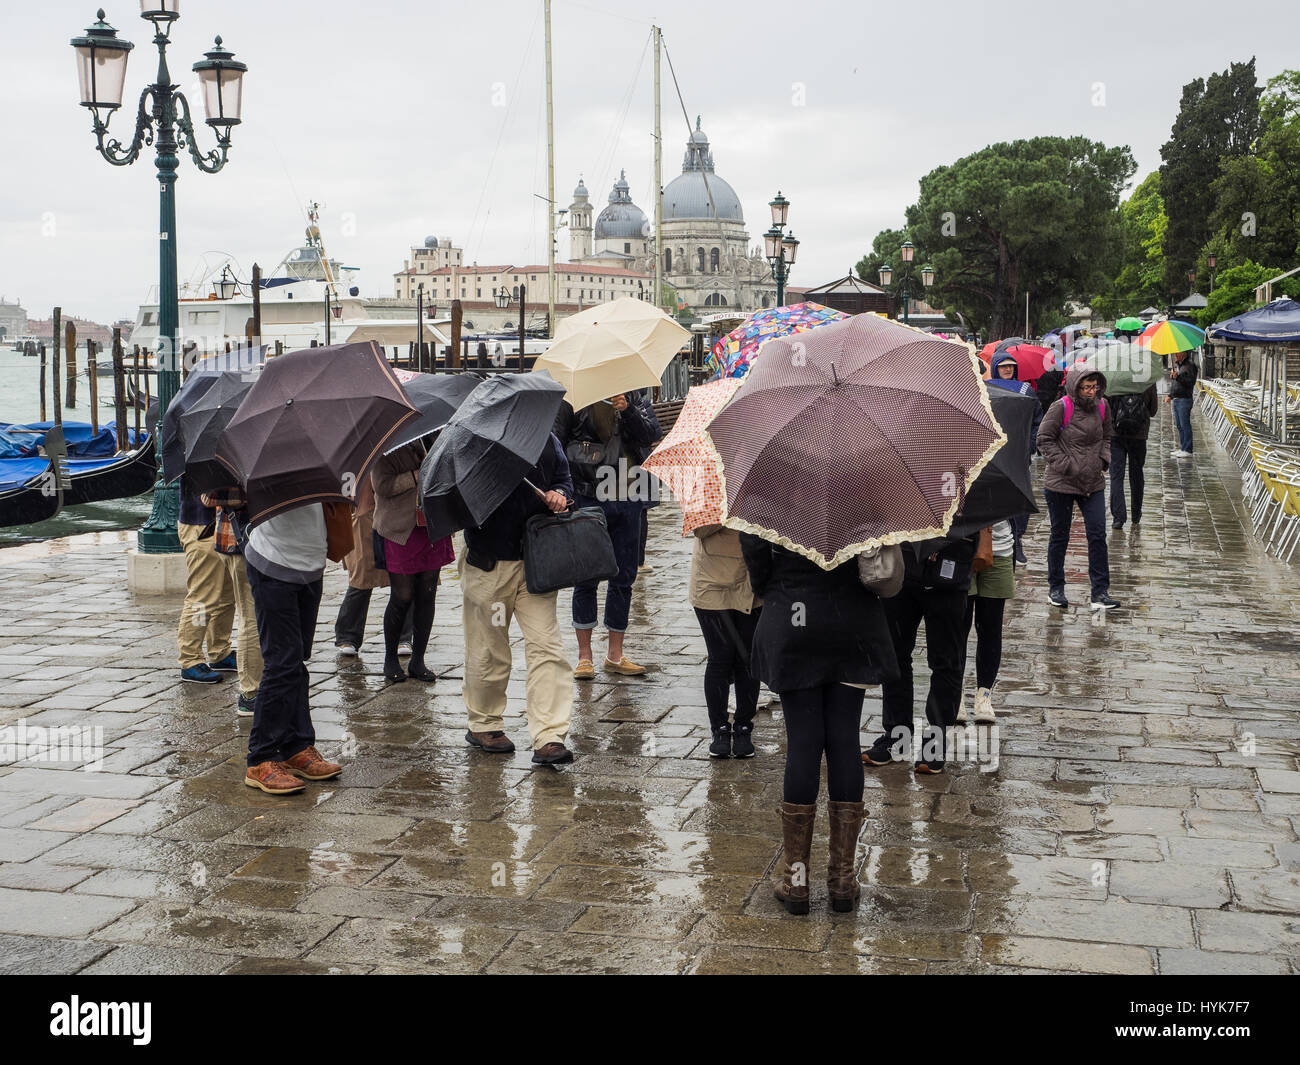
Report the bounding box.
[523,506,619,594]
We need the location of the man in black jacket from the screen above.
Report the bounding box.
[459,433,577,765]
[554,392,662,678]
[862,534,976,775]
[1109,383,1159,529]
[1168,350,1199,458]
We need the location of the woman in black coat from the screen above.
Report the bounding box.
[740,534,898,915]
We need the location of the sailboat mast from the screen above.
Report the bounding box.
[653,25,662,312]
[545,0,556,337]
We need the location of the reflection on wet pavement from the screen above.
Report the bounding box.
[1,406,1298,974]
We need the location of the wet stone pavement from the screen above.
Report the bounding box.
[1,404,1299,975]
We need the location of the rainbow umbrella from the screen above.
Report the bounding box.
[1138,319,1205,355]
[709,302,849,379]
[642,377,740,534]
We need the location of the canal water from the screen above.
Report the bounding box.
[0,347,152,548]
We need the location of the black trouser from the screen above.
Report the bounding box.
[333,586,412,648]
[385,570,439,669]
[638,509,649,566]
[961,594,1005,690]
[1109,437,1147,526]
[693,606,760,731]
[780,683,866,804]
[876,583,968,765]
[246,565,322,767]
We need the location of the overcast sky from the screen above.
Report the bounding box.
[4,0,1298,323]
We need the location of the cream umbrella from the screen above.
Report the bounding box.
[534,297,691,410]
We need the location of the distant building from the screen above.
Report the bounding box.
[793,274,892,317]
[0,296,27,342]
[394,236,466,299]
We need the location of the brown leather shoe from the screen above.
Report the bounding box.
[826,800,866,912]
[465,730,516,753]
[244,761,306,795]
[772,801,816,915]
[531,742,574,765]
[284,746,342,781]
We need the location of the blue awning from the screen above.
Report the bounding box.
[1208,298,1300,343]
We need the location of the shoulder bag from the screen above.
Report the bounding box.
[523,506,619,594]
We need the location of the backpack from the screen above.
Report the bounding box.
[1110,393,1148,437]
[1061,395,1105,427]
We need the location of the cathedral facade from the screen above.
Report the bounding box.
[568,119,777,315]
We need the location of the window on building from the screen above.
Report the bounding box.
[762,296,770,308]
[710,248,720,272]
[512,285,519,300]
[624,243,631,253]
[476,289,482,297]
[697,248,705,272]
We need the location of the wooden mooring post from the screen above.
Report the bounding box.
[132,347,142,445]
[87,339,99,435]
[38,342,47,422]
[51,309,63,428]
[112,328,127,452]
[65,320,77,408]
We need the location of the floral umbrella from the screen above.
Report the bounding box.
[708,302,849,379]
[642,377,741,534]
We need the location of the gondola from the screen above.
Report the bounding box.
[0,426,68,528]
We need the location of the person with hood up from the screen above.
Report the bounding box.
[1036,365,1120,611]
[987,351,1039,563]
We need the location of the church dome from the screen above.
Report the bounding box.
[423,235,439,248]
[594,169,650,239]
[661,118,744,222]
[573,177,589,199]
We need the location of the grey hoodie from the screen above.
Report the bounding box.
[1035,364,1113,495]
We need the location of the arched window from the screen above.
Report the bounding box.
[696,247,705,272]
[663,249,672,274]
[512,285,519,300]
[761,295,770,308]
[710,247,720,272]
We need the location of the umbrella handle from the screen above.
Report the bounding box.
[523,477,570,511]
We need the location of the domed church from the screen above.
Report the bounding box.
[568,118,777,314]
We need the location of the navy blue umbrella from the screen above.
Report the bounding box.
[161,370,222,484]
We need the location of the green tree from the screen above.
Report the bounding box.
[1208,70,1300,272]
[854,227,935,315]
[1198,261,1300,328]
[1159,59,1262,294]
[902,136,1134,338]
[1092,171,1168,321]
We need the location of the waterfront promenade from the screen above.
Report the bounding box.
[1,406,1298,975]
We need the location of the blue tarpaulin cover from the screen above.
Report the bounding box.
[1208,298,1300,344]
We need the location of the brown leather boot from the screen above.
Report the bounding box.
[826,800,866,912]
[772,801,816,915]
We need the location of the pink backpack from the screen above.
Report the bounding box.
[1061,395,1104,427]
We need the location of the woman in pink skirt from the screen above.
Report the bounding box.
[371,441,454,683]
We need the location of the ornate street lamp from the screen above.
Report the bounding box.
[494,286,526,370]
[880,240,930,324]
[877,262,893,288]
[764,191,797,306]
[71,5,246,554]
[1208,254,1217,293]
[212,264,237,300]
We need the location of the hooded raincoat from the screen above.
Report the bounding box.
[1036,365,1113,496]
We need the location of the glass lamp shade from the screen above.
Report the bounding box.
[140,0,180,18]
[782,232,799,265]
[214,269,237,300]
[1207,254,1217,270]
[71,11,134,111]
[900,240,915,264]
[878,264,893,287]
[1187,271,1196,284]
[192,38,246,127]
[495,290,510,309]
[768,191,790,227]
[763,228,782,260]
[921,264,935,288]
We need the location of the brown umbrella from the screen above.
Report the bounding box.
[706,314,1005,569]
[216,341,417,525]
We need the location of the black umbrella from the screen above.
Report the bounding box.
[216,342,418,526]
[948,387,1038,538]
[161,369,222,484]
[383,371,485,455]
[180,370,259,493]
[419,372,567,541]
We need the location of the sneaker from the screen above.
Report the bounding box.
[1090,594,1122,611]
[531,742,574,765]
[335,643,359,656]
[955,701,969,724]
[1013,543,1027,565]
[914,761,946,776]
[573,659,595,680]
[709,725,732,759]
[603,656,647,676]
[209,653,237,672]
[237,692,256,717]
[1170,449,1190,459]
[1047,588,1069,609]
[1112,521,1124,530]
[861,742,895,767]
[465,730,515,753]
[973,687,996,723]
[181,664,222,684]
[284,745,343,781]
[731,724,755,759]
[244,761,305,795]
[397,640,413,657]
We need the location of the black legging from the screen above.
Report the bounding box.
[385,569,439,671]
[779,683,866,805]
[693,607,760,731]
[961,595,1005,690]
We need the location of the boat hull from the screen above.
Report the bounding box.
[63,439,158,507]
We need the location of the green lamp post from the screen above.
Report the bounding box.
[878,240,934,325]
[71,5,247,553]
[764,191,797,306]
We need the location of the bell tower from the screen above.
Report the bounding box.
[568,176,592,261]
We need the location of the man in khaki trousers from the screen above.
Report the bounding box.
[177,486,236,684]
[460,434,575,765]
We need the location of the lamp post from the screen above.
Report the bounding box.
[495,284,526,371]
[764,191,797,306]
[71,5,246,554]
[1208,254,1216,293]
[878,240,934,325]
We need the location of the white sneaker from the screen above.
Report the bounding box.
[973,687,996,723]
[397,641,413,657]
[1170,449,1190,459]
[335,643,358,656]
